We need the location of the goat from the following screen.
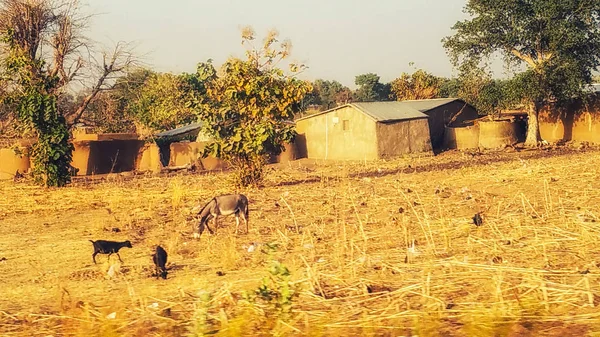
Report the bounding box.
[89,240,132,264]
[193,194,249,238]
[152,245,168,279]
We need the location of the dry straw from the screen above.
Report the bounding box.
[1,145,600,336]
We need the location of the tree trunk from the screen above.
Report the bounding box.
[525,102,543,146]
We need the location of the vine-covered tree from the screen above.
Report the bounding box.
[444,0,600,145]
[2,29,73,186]
[0,0,136,186]
[187,27,312,187]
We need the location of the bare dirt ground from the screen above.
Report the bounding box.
[2,145,600,336]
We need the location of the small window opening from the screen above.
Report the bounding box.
[342,120,350,131]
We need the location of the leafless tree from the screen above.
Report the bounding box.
[65,42,137,125]
[0,0,139,126]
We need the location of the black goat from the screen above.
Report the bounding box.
[152,245,168,279]
[89,240,132,264]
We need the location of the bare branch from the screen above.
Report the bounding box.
[65,41,139,125]
[46,0,92,92]
[0,0,54,60]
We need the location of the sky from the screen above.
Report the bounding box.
[86,0,474,88]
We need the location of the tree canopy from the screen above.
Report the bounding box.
[126,72,197,133]
[187,28,312,187]
[390,69,444,101]
[353,73,390,102]
[306,79,351,110]
[444,0,600,145]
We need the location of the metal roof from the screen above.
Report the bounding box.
[156,122,203,138]
[295,102,428,122]
[296,99,469,123]
[585,83,600,93]
[350,102,428,122]
[400,98,465,112]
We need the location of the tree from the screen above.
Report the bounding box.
[0,0,137,186]
[57,68,154,133]
[455,66,509,116]
[126,72,197,133]
[334,87,352,105]
[2,29,73,186]
[439,77,460,98]
[390,69,444,101]
[310,79,351,110]
[187,27,312,187]
[444,0,600,145]
[353,73,390,102]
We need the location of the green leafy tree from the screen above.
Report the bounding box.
[457,66,504,116]
[187,27,312,187]
[126,72,197,133]
[353,73,390,102]
[309,79,351,110]
[439,77,460,98]
[390,69,444,101]
[444,0,600,145]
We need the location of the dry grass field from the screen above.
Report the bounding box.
[2,146,600,336]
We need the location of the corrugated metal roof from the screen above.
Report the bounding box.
[350,102,428,122]
[296,99,469,123]
[156,122,203,138]
[585,83,600,93]
[400,98,464,112]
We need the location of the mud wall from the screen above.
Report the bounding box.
[539,101,600,143]
[295,106,379,160]
[268,142,297,164]
[424,101,479,149]
[478,120,521,149]
[443,124,480,150]
[0,147,30,180]
[72,140,145,175]
[376,118,432,158]
[135,143,162,173]
[169,142,227,171]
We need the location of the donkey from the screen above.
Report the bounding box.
[193,194,249,238]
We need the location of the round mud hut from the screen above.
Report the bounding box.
[478,119,522,149]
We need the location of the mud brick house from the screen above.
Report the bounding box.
[295,99,478,160]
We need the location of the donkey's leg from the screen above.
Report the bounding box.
[235,212,240,234]
[196,221,205,238]
[204,215,215,235]
[212,215,218,235]
[242,210,248,234]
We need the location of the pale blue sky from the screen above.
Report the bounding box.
[87,0,473,88]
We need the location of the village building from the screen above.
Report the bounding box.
[538,84,600,143]
[294,99,478,160]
